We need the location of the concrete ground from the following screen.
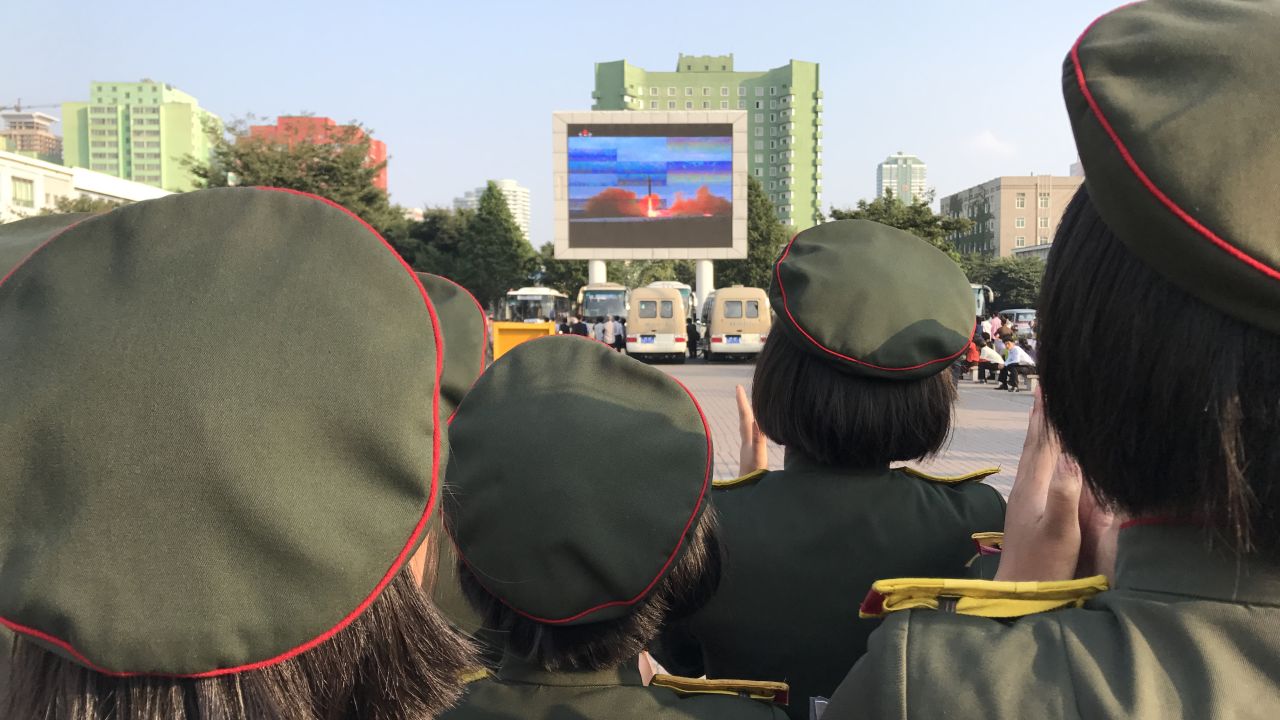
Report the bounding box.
[659,358,1032,496]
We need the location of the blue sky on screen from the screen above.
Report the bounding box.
[568,136,732,206]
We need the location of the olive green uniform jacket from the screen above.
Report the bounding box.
[657,454,1005,720]
[440,655,787,720]
[825,525,1280,719]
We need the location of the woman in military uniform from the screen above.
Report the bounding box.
[826,2,1280,717]
[0,190,477,718]
[440,337,789,719]
[656,220,1007,718]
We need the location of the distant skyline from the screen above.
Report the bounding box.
[10,0,1118,246]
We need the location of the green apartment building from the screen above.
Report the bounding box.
[593,54,823,230]
[62,80,222,192]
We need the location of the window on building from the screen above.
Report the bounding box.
[685,87,694,96]
[668,87,676,96]
[702,101,710,109]
[12,177,35,208]
[1015,192,1026,208]
[702,87,710,96]
[754,101,763,109]
[668,101,676,109]
[754,168,763,177]
[650,100,658,109]
[738,86,746,96]
[720,100,729,109]
[1016,236,1026,248]
[755,154,764,163]
[1039,236,1049,245]
[755,127,763,136]
[721,87,729,96]
[755,113,763,123]
[770,154,776,163]
[738,99,746,109]
[1038,216,1050,228]
[650,87,658,95]
[755,87,764,97]
[687,101,694,109]
[769,140,776,149]
[769,113,776,122]
[770,86,777,95]
[1015,217,1026,228]
[754,140,763,150]
[1038,192,1050,208]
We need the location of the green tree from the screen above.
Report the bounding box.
[186,117,408,241]
[829,190,973,258]
[38,196,125,215]
[960,253,1045,311]
[453,182,535,310]
[717,177,788,288]
[396,207,471,275]
[606,259,695,289]
[533,242,588,295]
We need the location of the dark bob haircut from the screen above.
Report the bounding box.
[751,329,956,467]
[456,508,721,672]
[1039,187,1280,556]
[2,567,477,720]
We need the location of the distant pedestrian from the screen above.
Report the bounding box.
[977,341,1003,383]
[996,338,1036,392]
[599,316,616,346]
[686,317,700,358]
[612,315,626,352]
[569,316,589,337]
[988,313,1003,337]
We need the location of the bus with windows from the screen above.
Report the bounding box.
[702,286,771,361]
[576,282,629,322]
[646,281,697,322]
[503,287,570,323]
[625,287,688,363]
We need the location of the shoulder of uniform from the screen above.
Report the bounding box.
[713,468,769,489]
[858,575,1109,620]
[459,667,492,684]
[897,465,1001,485]
[650,673,790,707]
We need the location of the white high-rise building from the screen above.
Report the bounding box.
[453,179,531,242]
[876,152,928,204]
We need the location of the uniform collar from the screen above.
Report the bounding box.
[782,450,889,476]
[495,651,644,688]
[1115,524,1280,606]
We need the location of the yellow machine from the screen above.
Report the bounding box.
[491,321,556,360]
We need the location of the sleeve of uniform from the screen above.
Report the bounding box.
[826,610,1081,720]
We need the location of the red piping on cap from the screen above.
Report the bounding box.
[773,235,975,371]
[0,187,445,678]
[1070,4,1280,284]
[418,272,489,425]
[450,335,714,624]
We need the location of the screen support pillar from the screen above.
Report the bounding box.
[588,260,608,285]
[695,260,714,315]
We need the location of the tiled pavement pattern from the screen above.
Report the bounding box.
[661,360,1032,497]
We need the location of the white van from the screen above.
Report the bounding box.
[626,287,688,363]
[704,286,771,360]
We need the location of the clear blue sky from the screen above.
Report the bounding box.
[12,0,1119,247]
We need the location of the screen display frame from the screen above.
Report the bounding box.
[553,110,748,260]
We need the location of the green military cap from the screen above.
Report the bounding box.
[416,273,490,419]
[1065,0,1280,335]
[0,187,445,676]
[0,213,93,277]
[769,219,974,380]
[445,336,711,625]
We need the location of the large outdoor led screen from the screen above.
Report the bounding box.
[568,124,732,249]
[553,111,747,260]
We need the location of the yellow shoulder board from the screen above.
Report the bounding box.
[859,575,1108,620]
[459,667,491,684]
[713,468,769,489]
[898,465,1001,484]
[651,674,790,706]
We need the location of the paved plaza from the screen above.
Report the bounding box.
[660,360,1032,496]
